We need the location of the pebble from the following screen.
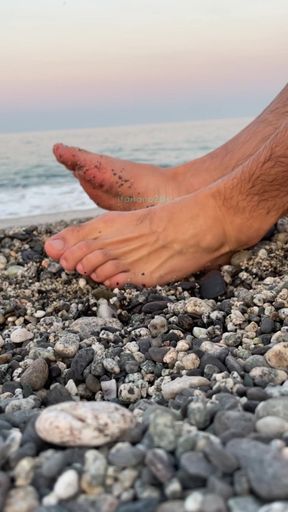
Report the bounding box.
[118,383,142,403]
[101,379,117,400]
[108,442,144,468]
[6,265,25,277]
[70,316,122,339]
[255,416,288,436]
[199,270,227,299]
[148,409,177,451]
[3,486,39,512]
[180,451,214,480]
[227,438,288,500]
[184,492,227,512]
[161,376,210,400]
[20,358,49,390]
[35,401,136,446]
[249,367,287,386]
[54,332,80,358]
[148,316,168,337]
[265,342,288,369]
[227,496,262,512]
[10,328,33,344]
[156,501,185,512]
[53,469,79,500]
[185,297,213,316]
[0,472,10,511]
[145,448,175,483]
[255,397,288,422]
[70,347,95,380]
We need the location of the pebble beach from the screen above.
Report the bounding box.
[0,215,288,512]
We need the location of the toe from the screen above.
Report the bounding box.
[59,240,103,271]
[90,260,129,283]
[44,215,111,260]
[53,143,92,172]
[76,248,113,275]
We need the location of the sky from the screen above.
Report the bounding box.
[1,0,287,133]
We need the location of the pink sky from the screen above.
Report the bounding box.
[1,0,287,131]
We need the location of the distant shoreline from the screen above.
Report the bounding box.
[0,208,103,229]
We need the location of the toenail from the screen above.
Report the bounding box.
[48,238,65,250]
[76,263,84,274]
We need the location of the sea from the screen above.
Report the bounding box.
[0,117,251,219]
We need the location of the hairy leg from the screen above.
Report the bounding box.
[45,121,288,288]
[53,83,288,210]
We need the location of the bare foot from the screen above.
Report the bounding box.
[45,122,288,288]
[53,85,288,210]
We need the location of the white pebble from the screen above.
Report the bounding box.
[53,469,80,500]
[11,328,33,344]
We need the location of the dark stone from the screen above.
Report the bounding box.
[227,438,288,500]
[2,381,21,394]
[137,337,151,354]
[246,387,268,402]
[178,280,196,291]
[225,355,244,376]
[200,354,227,373]
[21,249,43,263]
[180,451,214,480]
[200,270,226,299]
[44,383,72,406]
[148,347,170,363]
[203,440,239,474]
[213,410,255,437]
[41,451,68,479]
[115,499,159,512]
[260,316,275,334]
[207,475,234,500]
[21,416,46,451]
[243,400,259,413]
[108,443,145,468]
[142,301,168,313]
[70,347,95,381]
[145,448,175,483]
[85,374,101,393]
[2,409,39,430]
[177,314,194,331]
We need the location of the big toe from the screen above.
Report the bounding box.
[44,216,108,261]
[53,143,92,172]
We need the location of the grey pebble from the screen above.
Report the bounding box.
[227,496,262,512]
[20,358,49,391]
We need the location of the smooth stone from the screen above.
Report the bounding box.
[187,398,211,430]
[53,469,79,500]
[243,355,268,372]
[54,332,80,358]
[227,496,262,512]
[256,397,288,422]
[213,410,255,437]
[180,451,214,480]
[226,438,288,500]
[145,448,175,483]
[249,367,287,386]
[148,347,170,363]
[265,342,288,369]
[81,449,107,489]
[199,270,226,299]
[3,486,39,512]
[0,254,7,269]
[20,358,49,390]
[142,301,168,314]
[203,440,239,473]
[148,316,168,337]
[97,298,115,319]
[161,376,210,400]
[35,401,136,447]
[10,328,33,344]
[108,442,144,468]
[70,316,122,339]
[256,416,288,436]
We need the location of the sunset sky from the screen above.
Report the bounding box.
[1,0,287,132]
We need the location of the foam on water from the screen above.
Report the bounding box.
[0,118,250,218]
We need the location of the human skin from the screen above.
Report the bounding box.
[52,84,288,210]
[45,121,288,288]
